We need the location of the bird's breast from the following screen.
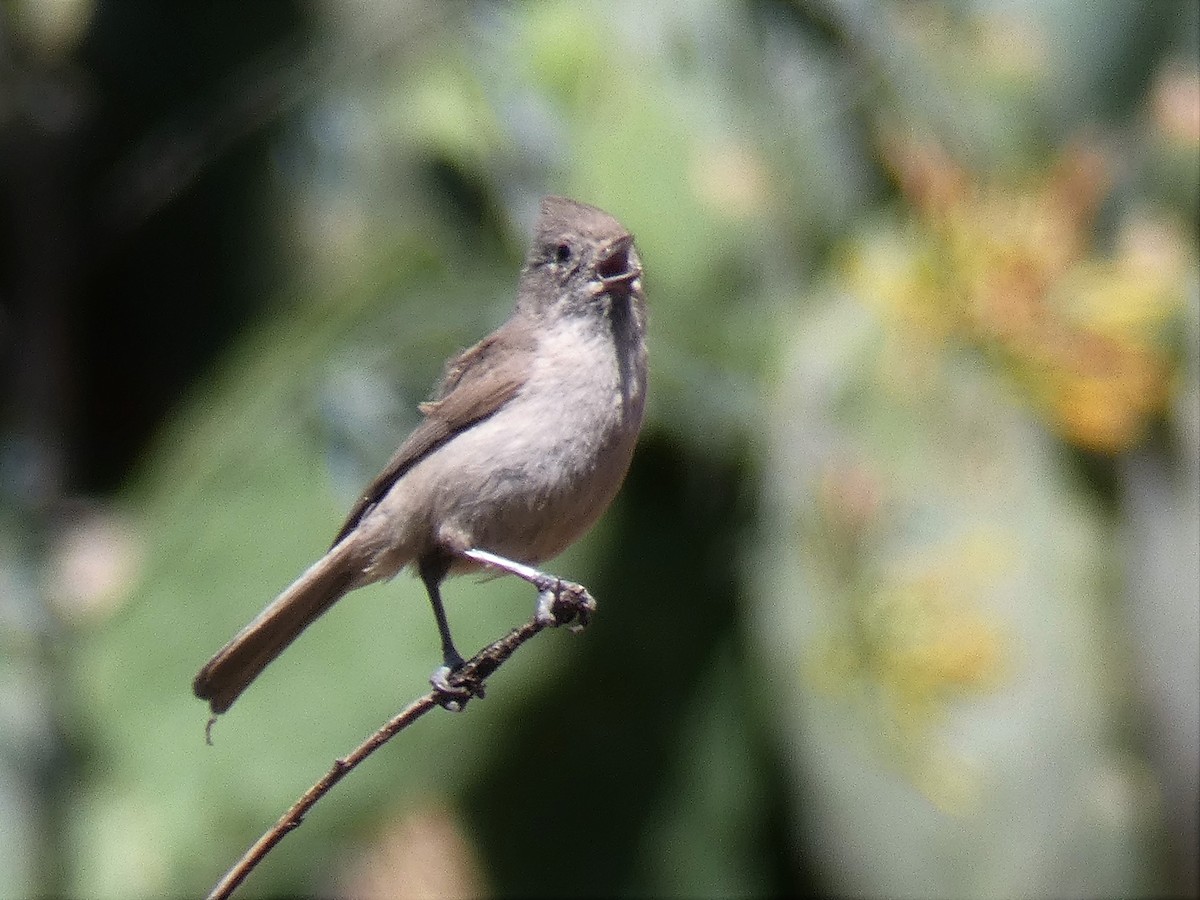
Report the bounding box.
[433,313,646,563]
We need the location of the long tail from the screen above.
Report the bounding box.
[193,541,362,714]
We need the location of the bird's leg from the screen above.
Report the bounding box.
[419,554,480,707]
[460,548,597,630]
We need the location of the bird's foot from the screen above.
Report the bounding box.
[430,653,485,711]
[534,577,597,632]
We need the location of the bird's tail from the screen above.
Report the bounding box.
[193,540,362,715]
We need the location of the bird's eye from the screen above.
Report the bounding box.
[554,242,572,264]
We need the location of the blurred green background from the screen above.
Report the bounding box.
[2,1,1197,897]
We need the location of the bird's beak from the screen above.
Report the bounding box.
[595,233,641,289]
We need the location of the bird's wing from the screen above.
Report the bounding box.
[330,320,535,547]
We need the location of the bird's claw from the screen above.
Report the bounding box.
[535,578,597,632]
[430,664,486,711]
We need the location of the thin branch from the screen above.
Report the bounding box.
[203,596,582,900]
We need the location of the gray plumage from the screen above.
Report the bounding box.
[193,197,648,714]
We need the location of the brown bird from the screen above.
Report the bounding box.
[193,196,648,715]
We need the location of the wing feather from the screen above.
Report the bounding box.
[330,320,534,547]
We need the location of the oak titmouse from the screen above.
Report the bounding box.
[193,196,648,714]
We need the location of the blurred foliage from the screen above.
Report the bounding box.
[1,0,1197,898]
[848,135,1187,452]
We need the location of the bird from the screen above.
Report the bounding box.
[193,196,648,715]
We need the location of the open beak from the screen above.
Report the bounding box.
[595,233,641,289]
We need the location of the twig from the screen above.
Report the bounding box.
[203,598,578,900]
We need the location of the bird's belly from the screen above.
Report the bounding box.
[428,375,641,564]
[359,315,645,580]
